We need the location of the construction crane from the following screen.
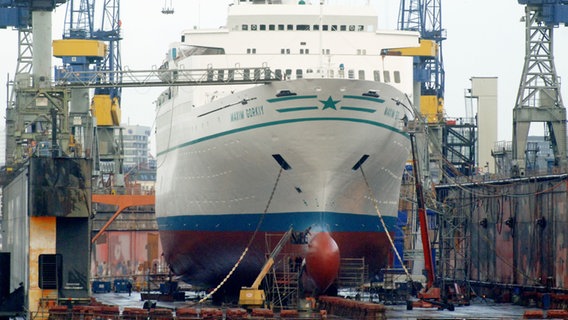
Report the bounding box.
[397,0,445,123]
[0,2,96,318]
[406,132,456,311]
[239,227,294,309]
[1,0,68,167]
[512,0,568,176]
[54,0,125,192]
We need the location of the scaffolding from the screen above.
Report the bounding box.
[337,258,368,289]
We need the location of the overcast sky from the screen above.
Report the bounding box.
[0,0,567,155]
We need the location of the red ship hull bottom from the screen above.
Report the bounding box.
[159,230,392,295]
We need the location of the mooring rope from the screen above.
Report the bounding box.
[196,167,284,304]
[360,167,413,282]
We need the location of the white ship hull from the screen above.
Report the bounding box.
[155,78,410,291]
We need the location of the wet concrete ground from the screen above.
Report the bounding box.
[385,300,529,319]
[93,292,533,319]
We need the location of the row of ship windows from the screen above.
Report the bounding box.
[239,24,370,32]
[273,69,401,83]
[246,48,368,55]
[201,68,401,83]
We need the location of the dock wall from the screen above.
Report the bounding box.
[436,174,568,294]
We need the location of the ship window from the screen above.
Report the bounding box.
[300,42,306,46]
[373,70,381,82]
[358,70,365,80]
[297,24,310,31]
[242,24,248,31]
[181,35,185,42]
[394,71,401,83]
[331,25,337,31]
[322,49,330,55]
[260,24,266,30]
[300,49,304,54]
[244,69,250,80]
[296,69,303,79]
[322,25,329,31]
[383,71,391,83]
[340,25,347,31]
[305,49,309,54]
[349,25,356,31]
[218,69,224,81]
[184,45,225,56]
[278,24,285,30]
[328,69,334,78]
[285,69,292,79]
[358,25,364,31]
[313,24,320,31]
[269,24,275,30]
[251,24,258,31]
[275,69,282,80]
[348,69,355,79]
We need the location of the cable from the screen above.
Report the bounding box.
[196,167,284,304]
[359,166,413,283]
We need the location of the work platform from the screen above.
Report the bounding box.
[53,66,279,88]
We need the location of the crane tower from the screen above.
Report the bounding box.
[54,0,124,191]
[513,0,568,176]
[398,0,445,123]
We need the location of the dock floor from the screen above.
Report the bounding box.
[92,292,535,319]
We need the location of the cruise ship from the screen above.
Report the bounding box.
[155,0,417,298]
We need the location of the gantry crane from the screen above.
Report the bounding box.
[512,0,568,176]
[1,2,97,318]
[397,0,445,123]
[1,0,69,167]
[54,0,125,192]
[391,0,477,180]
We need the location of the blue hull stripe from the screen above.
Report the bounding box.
[343,95,385,103]
[266,95,318,103]
[157,211,398,233]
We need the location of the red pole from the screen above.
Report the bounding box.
[410,133,435,289]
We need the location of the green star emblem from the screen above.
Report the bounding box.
[320,96,340,110]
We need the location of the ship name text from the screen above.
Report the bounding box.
[230,105,264,122]
[383,107,400,120]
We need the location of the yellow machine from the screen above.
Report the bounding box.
[238,228,294,308]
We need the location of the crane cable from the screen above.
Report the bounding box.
[197,167,284,304]
[360,166,413,283]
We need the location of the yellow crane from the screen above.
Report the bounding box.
[238,227,294,308]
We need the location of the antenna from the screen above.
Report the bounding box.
[162,0,174,14]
